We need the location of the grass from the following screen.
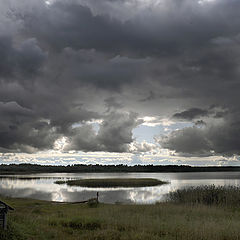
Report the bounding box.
[167,185,240,206]
[2,185,240,239]
[0,196,240,239]
[55,178,167,187]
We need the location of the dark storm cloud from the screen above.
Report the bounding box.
[104,97,123,112]
[172,107,228,121]
[194,120,207,127]
[0,0,240,156]
[173,108,209,121]
[16,39,47,78]
[47,48,149,91]
[160,127,212,156]
[0,101,57,153]
[0,37,47,80]
[13,0,240,56]
[162,106,239,157]
[160,116,240,157]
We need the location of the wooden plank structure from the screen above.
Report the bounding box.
[64,192,99,204]
[0,200,14,230]
[52,192,99,205]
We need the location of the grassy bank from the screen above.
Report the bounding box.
[55,178,166,187]
[1,195,240,240]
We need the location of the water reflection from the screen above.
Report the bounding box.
[0,172,240,203]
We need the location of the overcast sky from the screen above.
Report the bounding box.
[1,0,240,166]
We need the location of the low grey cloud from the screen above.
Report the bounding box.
[160,127,212,157]
[194,120,207,127]
[0,37,47,80]
[173,108,209,121]
[0,0,240,158]
[15,0,240,57]
[172,106,228,122]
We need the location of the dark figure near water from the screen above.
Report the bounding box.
[97,192,99,203]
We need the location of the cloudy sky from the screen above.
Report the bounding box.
[1,0,240,166]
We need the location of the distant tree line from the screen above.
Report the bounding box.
[0,164,240,174]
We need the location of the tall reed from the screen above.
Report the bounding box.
[167,185,240,206]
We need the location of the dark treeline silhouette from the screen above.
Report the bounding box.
[0,164,240,174]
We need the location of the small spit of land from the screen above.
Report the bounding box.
[2,185,240,240]
[55,178,166,188]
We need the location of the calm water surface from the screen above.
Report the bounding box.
[1,172,240,204]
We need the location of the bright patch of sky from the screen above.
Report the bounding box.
[133,121,193,143]
[45,0,54,5]
[198,0,217,4]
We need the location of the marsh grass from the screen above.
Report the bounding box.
[87,199,99,208]
[55,178,166,187]
[167,185,240,206]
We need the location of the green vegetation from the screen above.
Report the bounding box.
[55,178,166,188]
[167,185,240,206]
[2,193,240,240]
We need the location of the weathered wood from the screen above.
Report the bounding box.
[0,209,6,230]
[3,213,7,230]
[0,200,14,210]
[0,201,14,230]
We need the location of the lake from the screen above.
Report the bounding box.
[1,172,240,204]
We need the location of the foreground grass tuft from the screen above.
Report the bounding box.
[60,217,101,230]
[55,178,166,188]
[0,222,25,240]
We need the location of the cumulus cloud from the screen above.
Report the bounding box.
[160,115,240,157]
[129,141,157,154]
[65,111,142,152]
